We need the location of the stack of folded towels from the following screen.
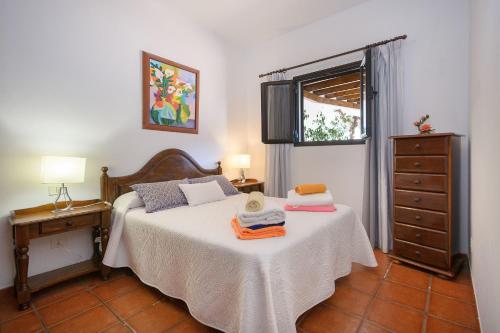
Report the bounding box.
[232,191,286,240]
[285,183,336,212]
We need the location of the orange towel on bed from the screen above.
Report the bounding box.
[294,183,327,195]
[231,217,286,240]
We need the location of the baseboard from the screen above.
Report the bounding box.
[468,256,483,332]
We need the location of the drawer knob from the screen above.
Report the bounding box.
[415,250,421,256]
[415,215,422,221]
[414,197,422,203]
[415,233,422,238]
[66,220,74,227]
[413,179,421,184]
[415,144,421,149]
[414,162,421,167]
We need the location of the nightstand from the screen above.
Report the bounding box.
[231,178,264,194]
[9,199,111,310]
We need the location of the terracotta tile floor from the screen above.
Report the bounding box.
[0,250,480,333]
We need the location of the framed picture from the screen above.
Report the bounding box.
[142,51,199,134]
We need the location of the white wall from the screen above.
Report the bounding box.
[223,44,251,180]
[0,0,229,289]
[469,0,500,331]
[229,0,470,251]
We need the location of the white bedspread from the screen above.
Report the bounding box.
[103,193,376,333]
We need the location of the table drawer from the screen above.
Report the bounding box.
[394,137,448,156]
[395,156,448,174]
[394,223,447,250]
[40,214,98,235]
[394,173,447,192]
[393,240,448,269]
[394,190,448,212]
[394,206,448,231]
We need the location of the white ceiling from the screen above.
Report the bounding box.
[163,0,370,45]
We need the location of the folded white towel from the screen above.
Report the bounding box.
[238,213,285,226]
[237,200,285,226]
[286,189,334,206]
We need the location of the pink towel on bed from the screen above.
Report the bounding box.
[284,204,336,212]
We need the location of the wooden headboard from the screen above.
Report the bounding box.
[101,149,222,204]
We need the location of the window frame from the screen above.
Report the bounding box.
[293,60,370,147]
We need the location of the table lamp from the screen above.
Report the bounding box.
[232,154,251,183]
[41,156,86,212]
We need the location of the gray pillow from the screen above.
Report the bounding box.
[131,179,188,213]
[188,175,239,196]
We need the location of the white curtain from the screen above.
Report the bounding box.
[362,41,403,252]
[264,73,293,198]
[265,144,292,197]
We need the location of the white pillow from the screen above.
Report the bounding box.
[113,191,144,209]
[178,180,226,206]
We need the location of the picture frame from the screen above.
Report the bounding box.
[142,51,199,134]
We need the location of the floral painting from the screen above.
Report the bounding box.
[142,52,199,134]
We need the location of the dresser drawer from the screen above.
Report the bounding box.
[40,214,98,235]
[394,206,448,231]
[394,137,448,156]
[394,190,448,212]
[393,240,448,269]
[395,156,448,174]
[394,173,447,192]
[394,223,447,250]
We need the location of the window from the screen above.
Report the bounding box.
[294,58,371,145]
[261,51,372,145]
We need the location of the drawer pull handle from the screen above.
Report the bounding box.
[415,215,422,221]
[415,250,421,256]
[413,179,421,184]
[66,220,74,227]
[415,233,422,238]
[414,197,422,203]
[414,162,421,167]
[415,144,421,149]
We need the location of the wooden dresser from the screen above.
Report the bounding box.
[389,133,463,278]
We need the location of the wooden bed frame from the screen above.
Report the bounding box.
[99,149,221,279]
[100,148,222,205]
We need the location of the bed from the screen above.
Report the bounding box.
[100,149,377,333]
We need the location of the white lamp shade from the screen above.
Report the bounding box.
[41,156,86,184]
[231,154,251,169]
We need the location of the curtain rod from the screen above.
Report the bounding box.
[258,34,407,78]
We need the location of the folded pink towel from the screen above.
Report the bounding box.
[284,204,336,212]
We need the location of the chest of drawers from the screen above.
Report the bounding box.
[389,133,463,278]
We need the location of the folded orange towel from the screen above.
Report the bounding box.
[231,218,286,240]
[294,183,327,195]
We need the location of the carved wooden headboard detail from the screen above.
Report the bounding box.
[101,149,222,204]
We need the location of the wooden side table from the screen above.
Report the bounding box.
[231,178,264,194]
[9,199,111,310]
